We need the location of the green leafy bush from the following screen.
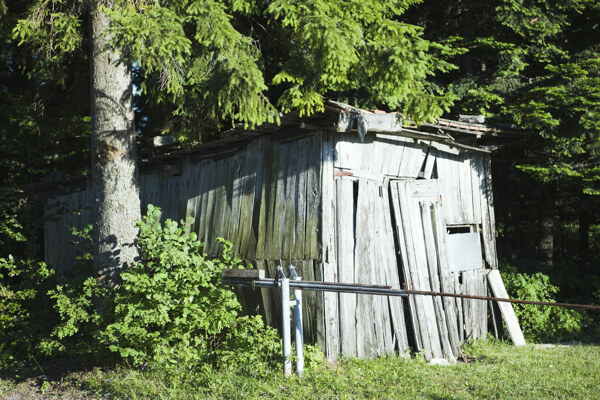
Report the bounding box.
[0,205,281,373]
[96,205,280,372]
[501,264,583,343]
[0,255,56,365]
[38,225,108,358]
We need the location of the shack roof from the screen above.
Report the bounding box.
[26,101,521,195]
[150,100,521,158]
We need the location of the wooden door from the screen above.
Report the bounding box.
[389,179,463,361]
[335,177,410,358]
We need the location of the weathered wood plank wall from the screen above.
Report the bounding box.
[44,128,501,362]
[437,151,498,268]
[334,132,429,178]
[44,132,326,346]
[45,190,93,275]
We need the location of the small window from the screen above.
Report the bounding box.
[447,226,472,234]
[446,226,483,272]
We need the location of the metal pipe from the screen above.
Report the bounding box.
[222,277,408,297]
[404,289,600,311]
[223,276,600,311]
[280,274,291,377]
[290,266,304,377]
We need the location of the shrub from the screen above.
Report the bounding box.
[501,263,584,343]
[1,205,281,373]
[97,205,280,371]
[0,255,56,366]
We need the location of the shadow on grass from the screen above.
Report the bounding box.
[0,350,119,386]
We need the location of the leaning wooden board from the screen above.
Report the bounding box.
[487,270,526,346]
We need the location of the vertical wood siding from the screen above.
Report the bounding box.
[44,129,501,362]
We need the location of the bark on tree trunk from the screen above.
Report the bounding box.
[90,1,140,284]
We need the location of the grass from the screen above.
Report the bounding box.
[2,340,600,399]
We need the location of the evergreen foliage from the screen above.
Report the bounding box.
[12,0,458,141]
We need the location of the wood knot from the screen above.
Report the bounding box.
[96,142,121,166]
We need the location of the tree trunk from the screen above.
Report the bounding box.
[539,185,555,269]
[90,1,140,284]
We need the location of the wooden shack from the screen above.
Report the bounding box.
[43,101,522,362]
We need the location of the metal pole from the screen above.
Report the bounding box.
[223,275,600,311]
[289,266,304,377]
[279,268,292,377]
[222,277,409,297]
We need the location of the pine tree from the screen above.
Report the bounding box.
[13,0,459,281]
[412,0,600,269]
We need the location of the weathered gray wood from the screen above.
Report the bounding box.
[322,262,340,360]
[401,183,443,360]
[236,144,258,259]
[185,195,199,233]
[208,160,228,255]
[360,113,403,133]
[423,148,437,179]
[282,142,298,259]
[392,180,443,360]
[224,158,242,243]
[314,261,326,353]
[195,165,210,246]
[368,182,388,355]
[293,137,309,260]
[477,269,488,340]
[252,260,273,327]
[437,151,476,225]
[333,133,363,170]
[246,140,265,260]
[335,111,403,134]
[487,270,526,345]
[372,183,395,355]
[469,154,483,225]
[266,143,283,260]
[45,119,505,364]
[255,141,274,260]
[389,183,423,351]
[453,272,465,342]
[222,268,265,279]
[431,202,461,354]
[380,183,410,355]
[321,133,339,361]
[481,154,498,269]
[373,134,391,174]
[334,168,388,183]
[354,180,377,358]
[462,269,488,341]
[410,142,430,178]
[335,177,357,357]
[265,260,282,327]
[201,166,217,250]
[296,260,317,344]
[420,202,456,361]
[305,134,322,259]
[397,140,419,177]
[457,153,475,224]
[320,134,336,263]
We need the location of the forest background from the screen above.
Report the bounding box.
[1,0,600,375]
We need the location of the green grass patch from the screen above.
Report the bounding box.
[2,340,599,399]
